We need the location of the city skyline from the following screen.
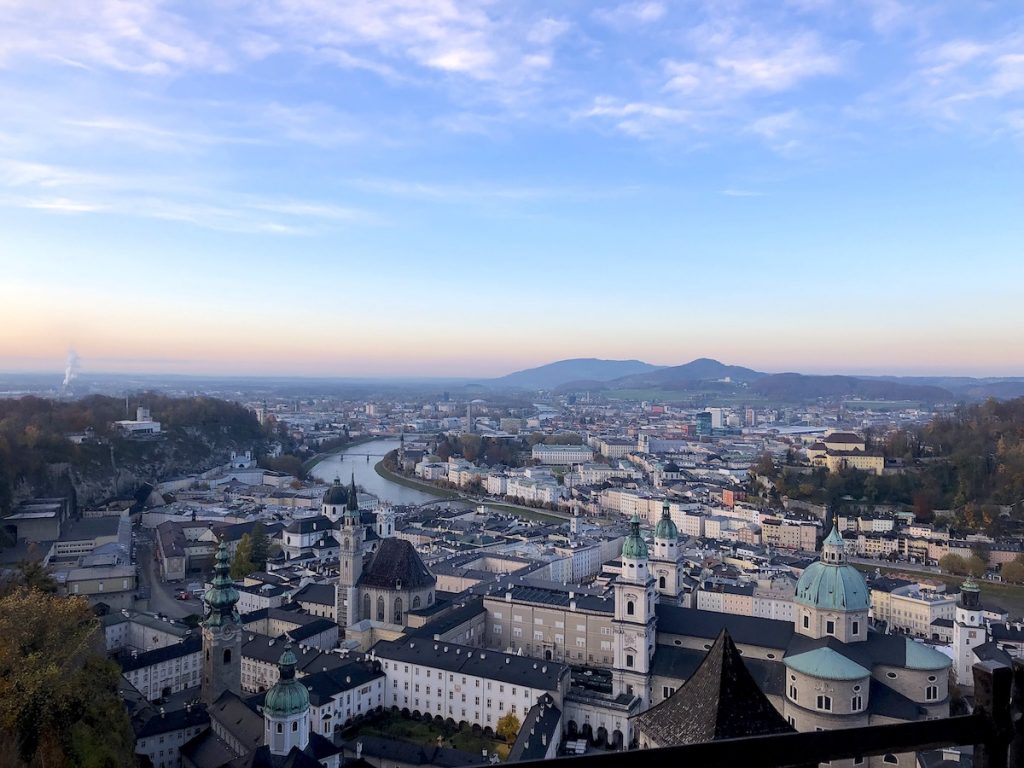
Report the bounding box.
[1,1,1023,377]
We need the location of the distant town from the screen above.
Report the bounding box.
[2,363,1024,768]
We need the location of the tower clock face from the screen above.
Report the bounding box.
[222,624,236,641]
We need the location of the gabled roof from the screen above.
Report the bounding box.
[360,538,436,591]
[633,629,793,746]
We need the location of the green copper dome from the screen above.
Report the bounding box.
[622,513,648,560]
[794,526,869,612]
[264,644,310,717]
[654,502,678,541]
[203,539,240,628]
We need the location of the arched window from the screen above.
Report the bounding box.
[377,596,385,622]
[883,755,898,765]
[427,592,433,605]
[658,576,666,589]
[292,721,298,732]
[627,601,635,616]
[223,649,231,665]
[413,595,421,609]
[363,593,371,622]
[277,723,283,733]
[394,597,403,624]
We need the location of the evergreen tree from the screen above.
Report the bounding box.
[250,523,270,571]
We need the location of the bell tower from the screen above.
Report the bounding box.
[202,539,241,704]
[613,513,656,706]
[336,475,365,627]
[953,578,985,687]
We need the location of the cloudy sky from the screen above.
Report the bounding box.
[0,0,1022,377]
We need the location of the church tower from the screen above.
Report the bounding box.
[336,474,365,628]
[376,504,396,539]
[650,500,684,603]
[613,513,656,706]
[953,577,985,687]
[201,539,241,704]
[263,644,311,756]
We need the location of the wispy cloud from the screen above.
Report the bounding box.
[592,2,666,29]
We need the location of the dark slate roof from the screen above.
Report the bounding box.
[120,636,202,672]
[284,516,333,534]
[134,701,210,738]
[785,630,950,674]
[210,690,264,753]
[497,584,614,614]
[292,582,336,606]
[508,694,561,761]
[633,630,793,745]
[297,663,384,707]
[973,641,1013,668]
[656,604,794,650]
[285,618,337,642]
[651,645,785,696]
[342,735,480,767]
[990,624,1024,643]
[869,678,926,720]
[372,637,568,690]
[360,538,436,590]
[406,598,486,639]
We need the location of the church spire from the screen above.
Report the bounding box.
[347,472,359,512]
[203,538,239,627]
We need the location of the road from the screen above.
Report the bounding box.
[136,538,202,619]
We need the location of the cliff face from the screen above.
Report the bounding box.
[1,394,266,512]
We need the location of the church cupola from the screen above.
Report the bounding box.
[793,526,869,642]
[263,643,310,755]
[621,512,649,585]
[959,577,981,610]
[203,539,239,628]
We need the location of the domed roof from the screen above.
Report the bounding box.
[654,502,678,541]
[264,644,310,717]
[794,526,869,612]
[323,477,347,506]
[622,513,648,560]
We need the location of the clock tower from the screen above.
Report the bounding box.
[201,538,242,704]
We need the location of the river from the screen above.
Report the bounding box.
[308,438,440,506]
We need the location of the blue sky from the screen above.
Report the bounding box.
[0,0,1022,377]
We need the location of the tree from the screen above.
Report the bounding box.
[939,553,968,575]
[250,523,270,572]
[496,712,521,743]
[231,534,255,579]
[1001,560,1024,584]
[0,588,135,766]
[966,555,987,578]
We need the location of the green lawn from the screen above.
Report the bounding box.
[347,711,510,760]
[852,563,1024,618]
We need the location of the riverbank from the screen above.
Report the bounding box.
[373,460,568,522]
[373,460,460,499]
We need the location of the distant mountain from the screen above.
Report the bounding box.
[749,373,953,402]
[610,358,765,388]
[491,358,662,390]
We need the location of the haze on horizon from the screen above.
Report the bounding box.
[0,1,1022,379]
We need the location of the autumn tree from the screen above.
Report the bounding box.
[496,712,521,742]
[1001,560,1024,584]
[0,588,134,766]
[231,534,255,579]
[939,554,968,575]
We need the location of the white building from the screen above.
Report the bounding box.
[532,444,595,465]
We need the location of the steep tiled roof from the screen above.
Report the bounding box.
[633,629,793,746]
[360,538,435,590]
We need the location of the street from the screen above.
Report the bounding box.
[135,539,202,620]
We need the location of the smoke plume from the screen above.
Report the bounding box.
[63,348,80,389]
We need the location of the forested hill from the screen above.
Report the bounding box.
[0,394,265,514]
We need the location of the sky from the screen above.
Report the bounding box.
[0,1,1022,379]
